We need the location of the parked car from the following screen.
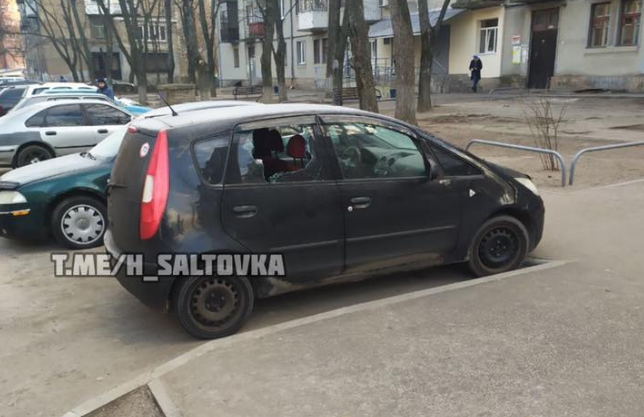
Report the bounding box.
[0,79,40,92]
[0,101,262,248]
[0,83,94,117]
[11,90,153,115]
[104,104,545,339]
[0,86,28,116]
[0,100,133,168]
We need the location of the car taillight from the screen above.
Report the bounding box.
[140,130,169,240]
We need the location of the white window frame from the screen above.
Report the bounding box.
[479,19,499,54]
[297,40,306,65]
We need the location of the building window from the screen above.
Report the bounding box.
[589,2,611,47]
[370,39,377,59]
[313,38,327,64]
[297,40,306,65]
[233,46,240,68]
[618,0,641,45]
[92,23,106,39]
[479,18,498,54]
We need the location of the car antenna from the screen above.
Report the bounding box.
[157,92,179,116]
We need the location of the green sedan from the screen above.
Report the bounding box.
[0,127,125,248]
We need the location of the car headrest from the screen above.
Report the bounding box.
[266,129,284,152]
[252,128,271,157]
[287,135,306,159]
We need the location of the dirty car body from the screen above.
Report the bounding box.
[105,104,545,339]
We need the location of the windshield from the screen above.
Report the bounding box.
[88,126,128,160]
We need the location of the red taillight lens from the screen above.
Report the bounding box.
[140,130,169,240]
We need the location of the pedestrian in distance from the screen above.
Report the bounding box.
[59,75,67,82]
[469,55,483,93]
[96,78,115,100]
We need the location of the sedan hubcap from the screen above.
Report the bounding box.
[61,205,105,245]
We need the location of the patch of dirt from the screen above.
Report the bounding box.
[610,124,644,131]
[86,386,165,417]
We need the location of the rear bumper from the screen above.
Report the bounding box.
[104,229,175,312]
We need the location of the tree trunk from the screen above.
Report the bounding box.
[417,0,450,113]
[331,5,350,105]
[271,0,287,102]
[346,0,378,112]
[197,58,211,100]
[390,0,417,125]
[181,0,198,83]
[417,0,432,112]
[325,0,341,96]
[165,0,175,83]
[260,0,276,103]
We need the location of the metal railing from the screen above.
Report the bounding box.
[466,139,567,187]
[569,141,644,185]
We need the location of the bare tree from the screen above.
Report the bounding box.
[417,0,449,112]
[164,0,175,82]
[176,0,199,83]
[523,96,567,171]
[197,0,222,98]
[271,0,287,102]
[256,0,275,103]
[24,0,83,80]
[326,0,349,105]
[389,0,417,124]
[346,0,378,112]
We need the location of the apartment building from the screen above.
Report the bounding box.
[219,0,436,87]
[448,0,644,91]
[18,0,187,83]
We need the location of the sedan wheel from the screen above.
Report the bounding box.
[52,196,107,249]
[15,145,54,168]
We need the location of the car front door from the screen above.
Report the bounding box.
[32,104,97,155]
[82,103,132,143]
[221,116,345,283]
[320,115,464,273]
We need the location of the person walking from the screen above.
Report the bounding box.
[469,55,483,93]
[96,78,115,100]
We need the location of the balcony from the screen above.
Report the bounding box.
[247,21,266,38]
[220,6,240,42]
[363,0,382,23]
[298,0,328,32]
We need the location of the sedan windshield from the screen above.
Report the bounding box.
[88,126,128,160]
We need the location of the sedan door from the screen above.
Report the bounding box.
[320,115,465,273]
[82,103,132,143]
[34,104,98,155]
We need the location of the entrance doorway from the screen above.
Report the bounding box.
[528,8,559,89]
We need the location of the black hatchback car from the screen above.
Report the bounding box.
[106,104,544,339]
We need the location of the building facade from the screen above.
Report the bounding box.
[449,0,644,91]
[18,0,187,84]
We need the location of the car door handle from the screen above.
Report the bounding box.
[233,205,258,218]
[97,129,109,134]
[349,197,372,210]
[45,131,57,136]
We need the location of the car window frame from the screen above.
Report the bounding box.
[224,115,334,187]
[190,130,235,188]
[318,114,434,183]
[81,103,131,126]
[39,103,88,128]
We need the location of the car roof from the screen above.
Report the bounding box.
[141,100,262,118]
[42,89,100,94]
[135,103,373,132]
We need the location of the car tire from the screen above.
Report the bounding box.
[468,215,530,277]
[14,144,55,168]
[174,275,254,340]
[51,196,107,249]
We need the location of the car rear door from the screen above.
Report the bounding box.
[221,116,345,282]
[33,104,98,155]
[82,103,132,143]
[319,115,465,273]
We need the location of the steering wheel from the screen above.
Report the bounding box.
[340,146,361,169]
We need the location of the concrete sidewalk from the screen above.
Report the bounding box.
[65,180,644,417]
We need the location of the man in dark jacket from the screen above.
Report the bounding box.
[96,78,115,100]
[469,55,483,92]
